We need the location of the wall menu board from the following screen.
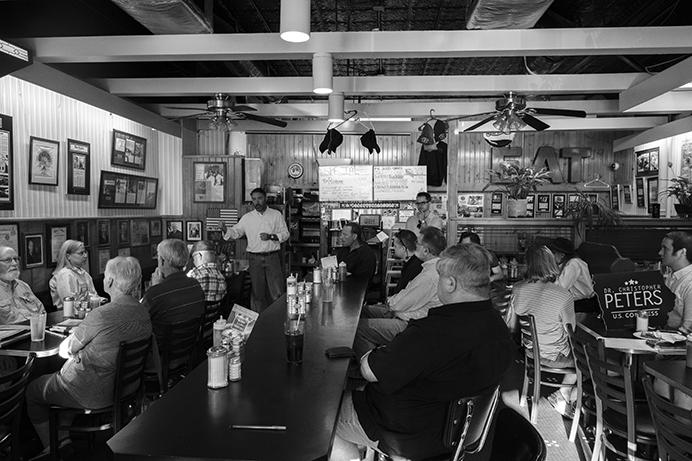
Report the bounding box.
[318,165,373,202]
[373,166,427,201]
[593,270,674,330]
[98,171,158,209]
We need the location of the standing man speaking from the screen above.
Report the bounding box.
[221,188,289,312]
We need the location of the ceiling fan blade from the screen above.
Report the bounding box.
[463,115,498,132]
[530,108,586,118]
[445,112,497,123]
[229,105,257,112]
[169,112,210,120]
[241,112,288,128]
[519,113,550,131]
[164,106,207,110]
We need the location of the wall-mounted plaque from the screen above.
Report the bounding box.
[111,129,146,170]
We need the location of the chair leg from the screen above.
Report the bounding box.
[591,417,603,461]
[530,367,540,425]
[568,386,582,442]
[519,364,529,407]
[48,410,60,461]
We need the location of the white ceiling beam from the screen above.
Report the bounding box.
[613,115,692,151]
[620,56,692,111]
[201,116,666,134]
[18,26,692,62]
[157,100,620,118]
[99,74,647,97]
[623,91,692,113]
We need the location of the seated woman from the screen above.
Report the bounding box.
[549,237,597,313]
[511,245,576,416]
[49,240,97,310]
[26,256,152,458]
[0,245,45,324]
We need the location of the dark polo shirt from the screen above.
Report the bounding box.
[142,271,205,343]
[352,299,513,459]
[336,244,376,280]
[391,255,423,296]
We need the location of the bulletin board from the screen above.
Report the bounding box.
[318,165,373,201]
[373,166,427,201]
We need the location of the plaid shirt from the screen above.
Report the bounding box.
[187,263,227,303]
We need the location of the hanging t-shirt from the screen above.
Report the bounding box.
[418,141,447,187]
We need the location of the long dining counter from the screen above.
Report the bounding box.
[107,276,369,461]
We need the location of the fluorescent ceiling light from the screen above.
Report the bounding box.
[359,117,412,122]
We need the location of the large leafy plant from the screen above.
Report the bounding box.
[485,162,551,199]
[661,176,692,206]
[565,191,621,237]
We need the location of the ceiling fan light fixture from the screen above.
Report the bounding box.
[327,92,344,122]
[313,52,333,95]
[279,0,310,43]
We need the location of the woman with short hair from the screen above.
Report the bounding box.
[49,239,97,309]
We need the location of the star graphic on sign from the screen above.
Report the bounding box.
[624,279,639,286]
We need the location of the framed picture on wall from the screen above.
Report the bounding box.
[552,194,566,218]
[130,219,150,246]
[75,220,89,246]
[98,249,110,275]
[186,221,203,241]
[636,178,646,207]
[525,194,535,218]
[166,220,183,240]
[46,223,69,267]
[67,139,90,195]
[647,178,659,213]
[117,220,130,245]
[97,220,110,246]
[23,233,44,268]
[193,162,226,202]
[111,130,146,170]
[623,185,633,204]
[611,185,620,211]
[0,223,19,253]
[29,136,59,186]
[537,194,551,213]
[150,219,162,237]
[635,147,659,176]
[0,114,15,210]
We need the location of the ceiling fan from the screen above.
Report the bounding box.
[446,92,587,133]
[166,93,288,129]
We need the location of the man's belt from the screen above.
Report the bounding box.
[247,250,280,256]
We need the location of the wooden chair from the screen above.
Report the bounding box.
[195,300,222,365]
[642,374,692,461]
[0,354,35,461]
[150,317,202,394]
[489,282,511,324]
[517,314,576,424]
[375,385,500,461]
[584,344,656,461]
[48,337,151,460]
[488,407,547,461]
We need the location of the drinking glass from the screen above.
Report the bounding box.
[284,320,305,365]
[30,312,46,342]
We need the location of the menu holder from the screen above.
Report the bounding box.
[226,304,259,340]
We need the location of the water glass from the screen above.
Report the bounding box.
[284,320,305,365]
[30,312,46,342]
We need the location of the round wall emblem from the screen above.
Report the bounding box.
[287,162,304,179]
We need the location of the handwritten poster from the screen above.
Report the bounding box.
[373,166,427,201]
[319,165,373,201]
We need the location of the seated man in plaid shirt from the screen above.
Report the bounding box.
[187,240,227,303]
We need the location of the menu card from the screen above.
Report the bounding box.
[226,304,259,339]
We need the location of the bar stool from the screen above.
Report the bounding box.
[147,317,202,394]
[517,314,576,424]
[642,374,692,461]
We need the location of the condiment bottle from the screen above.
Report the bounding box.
[63,297,74,318]
[286,273,297,295]
[338,261,347,281]
[229,356,242,382]
[313,266,321,284]
[213,316,226,347]
[207,346,229,388]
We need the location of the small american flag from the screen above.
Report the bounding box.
[206,208,239,231]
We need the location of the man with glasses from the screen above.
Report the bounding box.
[0,245,45,324]
[188,241,227,304]
[390,229,422,296]
[353,227,445,358]
[405,192,443,235]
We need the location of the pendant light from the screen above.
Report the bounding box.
[313,52,333,95]
[328,92,344,122]
[280,0,311,43]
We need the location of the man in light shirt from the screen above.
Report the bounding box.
[353,227,446,357]
[405,192,444,235]
[221,188,289,312]
[659,231,692,333]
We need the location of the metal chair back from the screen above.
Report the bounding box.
[0,354,35,461]
[642,374,692,461]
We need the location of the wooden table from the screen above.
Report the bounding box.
[644,360,692,396]
[108,277,368,461]
[0,311,66,358]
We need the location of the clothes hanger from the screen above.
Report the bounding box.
[329,110,358,130]
[584,174,610,188]
[418,109,437,131]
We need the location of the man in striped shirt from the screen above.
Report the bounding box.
[143,239,205,345]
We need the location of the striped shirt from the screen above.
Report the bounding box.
[512,280,575,361]
[142,271,205,342]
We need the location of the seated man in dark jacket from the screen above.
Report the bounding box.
[330,243,514,461]
[390,229,423,296]
[335,222,376,280]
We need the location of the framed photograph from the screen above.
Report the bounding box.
[649,150,659,174]
[23,234,44,268]
[130,219,150,246]
[525,194,535,218]
[67,139,90,195]
[635,147,659,176]
[46,223,69,267]
[647,178,659,213]
[117,247,131,257]
[150,219,162,237]
[186,221,203,241]
[193,162,226,202]
[0,223,19,253]
[117,220,130,245]
[111,129,146,170]
[537,194,551,213]
[98,171,158,209]
[623,184,633,204]
[166,220,183,240]
[98,249,110,275]
[0,114,15,210]
[490,192,503,215]
[97,220,110,246]
[29,136,59,186]
[75,220,89,246]
[636,178,646,208]
[552,194,566,218]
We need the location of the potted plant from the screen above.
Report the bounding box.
[660,176,692,218]
[484,162,551,217]
[565,191,621,238]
